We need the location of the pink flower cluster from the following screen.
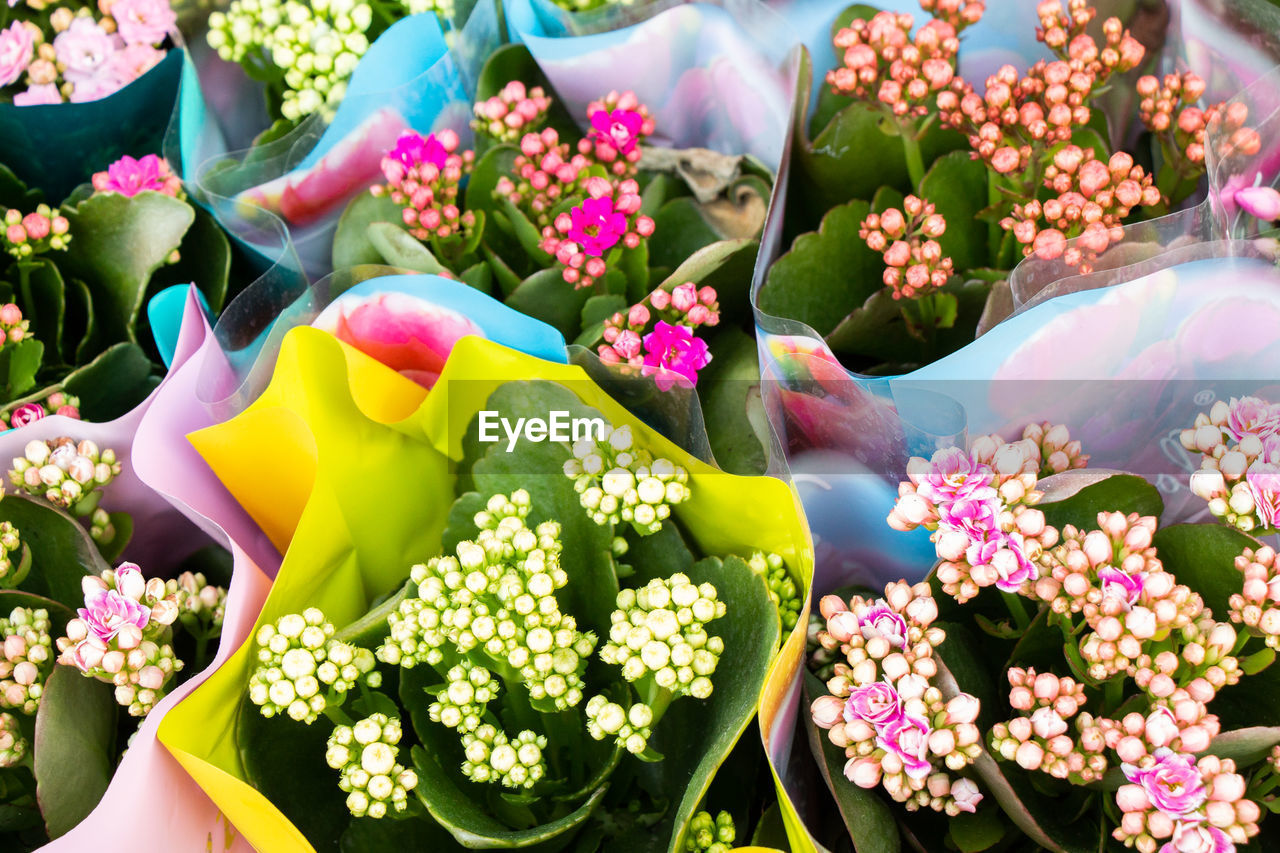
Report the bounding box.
[0,302,28,350]
[495,127,591,230]
[1020,421,1088,477]
[1137,72,1225,177]
[1,204,69,259]
[916,0,983,32]
[1001,146,1160,273]
[579,91,653,178]
[887,433,1061,603]
[2,392,79,431]
[599,282,719,388]
[3,0,174,106]
[827,11,959,121]
[809,583,983,815]
[1228,546,1280,651]
[1207,101,1262,162]
[56,561,184,716]
[859,195,953,300]
[1183,396,1280,533]
[1101,697,1221,768]
[91,153,182,198]
[990,668,1108,783]
[539,176,652,290]
[1116,750,1258,853]
[1035,0,1144,84]
[471,80,552,144]
[372,130,476,245]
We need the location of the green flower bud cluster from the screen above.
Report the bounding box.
[170,571,228,631]
[248,609,377,723]
[0,711,25,767]
[429,659,499,733]
[584,694,653,754]
[600,574,725,700]
[378,491,596,711]
[460,724,547,789]
[110,641,184,718]
[685,810,735,853]
[8,438,120,512]
[748,551,800,632]
[562,424,691,535]
[0,522,25,588]
[326,713,418,819]
[0,607,52,715]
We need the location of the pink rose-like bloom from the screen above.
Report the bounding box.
[1122,749,1207,818]
[936,494,999,539]
[966,531,1037,592]
[0,21,33,88]
[110,0,176,46]
[568,195,627,257]
[844,681,902,727]
[1159,821,1233,853]
[54,18,116,82]
[313,291,484,389]
[92,154,176,197]
[1098,565,1145,609]
[1247,463,1280,529]
[590,108,644,156]
[388,130,448,171]
[856,601,907,648]
[13,84,61,106]
[876,714,933,779]
[106,42,164,84]
[78,587,150,645]
[950,777,982,813]
[912,446,997,505]
[1234,186,1280,222]
[7,403,44,429]
[1225,396,1280,442]
[641,321,711,391]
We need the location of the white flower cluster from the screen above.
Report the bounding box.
[248,608,377,723]
[0,711,24,768]
[460,724,547,790]
[8,437,120,511]
[378,490,595,712]
[584,694,653,754]
[0,607,51,715]
[428,659,499,733]
[326,713,418,818]
[599,574,726,700]
[562,424,691,535]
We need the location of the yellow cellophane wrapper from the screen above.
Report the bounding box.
[156,327,814,853]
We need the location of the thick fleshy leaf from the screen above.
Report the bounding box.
[150,203,232,314]
[1149,523,1259,617]
[333,192,404,270]
[575,294,627,347]
[947,808,1006,852]
[1035,471,1164,533]
[0,495,104,610]
[338,809,457,852]
[59,191,194,349]
[699,327,767,476]
[801,670,901,853]
[824,278,990,368]
[60,342,155,421]
[916,151,989,272]
[1204,726,1280,766]
[366,222,448,275]
[655,239,757,327]
[13,260,65,363]
[505,269,591,338]
[649,197,722,270]
[0,338,42,400]
[33,665,116,839]
[757,200,879,336]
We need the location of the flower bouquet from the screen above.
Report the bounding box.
[156,322,812,852]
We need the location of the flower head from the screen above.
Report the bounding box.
[640,321,712,391]
[580,91,654,176]
[876,713,933,780]
[110,0,176,47]
[387,130,448,171]
[91,154,183,198]
[1122,749,1206,818]
[845,680,902,727]
[78,586,150,645]
[471,80,553,143]
[327,713,418,818]
[0,21,33,88]
[54,18,115,83]
[540,178,650,289]
[590,108,644,156]
[569,195,628,257]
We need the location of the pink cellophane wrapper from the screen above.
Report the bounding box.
[33,287,281,852]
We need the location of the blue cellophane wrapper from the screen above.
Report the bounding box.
[751,3,1280,849]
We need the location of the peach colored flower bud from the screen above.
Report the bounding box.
[812,695,846,729]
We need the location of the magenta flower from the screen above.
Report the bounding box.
[7,403,44,429]
[1122,749,1207,818]
[568,196,628,257]
[78,588,149,645]
[110,0,176,46]
[1098,565,1144,609]
[590,108,644,156]
[13,84,61,106]
[0,21,33,88]
[92,154,178,197]
[1225,396,1280,442]
[641,321,711,390]
[876,714,933,779]
[1247,463,1280,529]
[913,447,997,505]
[844,681,902,727]
[965,531,1037,592]
[1234,186,1280,222]
[936,494,999,539]
[388,131,448,171]
[1159,822,1233,853]
[53,18,114,83]
[856,601,907,648]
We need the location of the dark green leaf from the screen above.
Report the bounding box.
[149,203,232,314]
[1150,523,1259,617]
[60,342,154,421]
[574,295,627,347]
[94,510,133,564]
[333,192,405,271]
[339,809,457,852]
[655,239,757,327]
[460,262,493,293]
[15,261,64,363]
[0,164,42,210]
[1,339,42,400]
[505,269,591,339]
[367,223,447,275]
[649,198,722,270]
[34,666,115,839]
[917,151,990,272]
[948,807,1006,852]
[0,496,104,609]
[698,327,767,476]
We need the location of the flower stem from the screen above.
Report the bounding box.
[1102,677,1123,714]
[901,130,926,190]
[1000,591,1030,632]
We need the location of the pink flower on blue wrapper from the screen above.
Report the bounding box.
[0,21,33,88]
[843,681,902,727]
[876,713,933,780]
[388,131,449,171]
[568,195,628,257]
[1123,749,1207,818]
[590,108,644,157]
[641,321,711,390]
[1098,565,1144,609]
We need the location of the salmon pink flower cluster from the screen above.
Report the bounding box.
[598,282,719,383]
[91,153,183,198]
[1183,396,1280,533]
[496,127,592,230]
[1228,546,1280,650]
[0,204,69,259]
[827,11,960,122]
[1117,750,1258,853]
[471,80,552,144]
[372,130,476,246]
[989,668,1109,783]
[809,583,983,815]
[580,90,654,177]
[1137,72,1231,176]
[859,195,953,299]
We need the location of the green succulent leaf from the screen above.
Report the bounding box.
[333,192,405,271]
[33,665,116,839]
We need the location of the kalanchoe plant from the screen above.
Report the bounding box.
[8,437,123,552]
[805,417,1280,852]
[758,0,1260,374]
